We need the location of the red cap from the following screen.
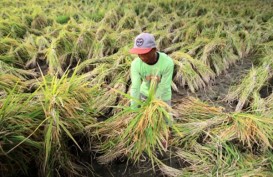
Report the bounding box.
[129,48,153,54]
[129,33,156,54]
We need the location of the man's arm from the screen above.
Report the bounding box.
[130,61,141,108]
[155,60,174,100]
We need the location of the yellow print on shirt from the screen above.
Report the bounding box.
[145,75,161,82]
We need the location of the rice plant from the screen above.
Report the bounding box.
[88,80,179,175]
[171,51,215,92]
[225,64,272,111]
[32,67,99,176]
[216,112,273,150]
[0,86,42,177]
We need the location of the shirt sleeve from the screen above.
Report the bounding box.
[155,58,174,100]
[130,60,141,108]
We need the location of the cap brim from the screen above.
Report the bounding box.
[129,48,152,54]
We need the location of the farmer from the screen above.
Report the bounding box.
[129,32,174,109]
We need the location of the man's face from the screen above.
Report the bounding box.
[138,48,156,64]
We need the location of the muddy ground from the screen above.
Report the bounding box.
[173,57,254,112]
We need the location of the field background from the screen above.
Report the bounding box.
[0,0,273,176]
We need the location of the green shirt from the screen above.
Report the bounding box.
[130,52,174,107]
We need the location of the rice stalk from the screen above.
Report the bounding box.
[0,37,20,55]
[171,52,212,92]
[184,23,201,42]
[35,67,98,176]
[263,93,273,117]
[31,14,48,30]
[173,97,225,122]
[100,8,121,29]
[225,65,271,111]
[90,80,174,172]
[0,20,27,38]
[154,30,172,51]
[98,33,118,57]
[1,59,35,77]
[200,38,226,66]
[0,86,43,176]
[215,113,273,150]
[46,39,64,76]
[228,31,244,58]
[117,11,137,30]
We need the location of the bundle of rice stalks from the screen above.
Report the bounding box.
[172,116,228,147]
[74,28,94,58]
[228,30,255,59]
[95,24,112,41]
[262,93,273,117]
[0,20,27,38]
[90,31,118,58]
[0,37,20,55]
[147,7,164,22]
[174,144,215,176]
[33,68,98,176]
[31,15,49,30]
[173,96,273,150]
[171,51,215,92]
[75,55,113,74]
[184,22,202,42]
[45,39,63,76]
[221,48,240,67]
[200,37,226,67]
[171,97,227,146]
[24,35,50,69]
[0,87,43,177]
[197,12,223,31]
[167,15,185,33]
[89,81,175,173]
[170,96,273,175]
[212,112,273,151]
[257,49,273,68]
[115,29,139,48]
[0,60,36,80]
[209,52,229,75]
[170,27,185,44]
[83,62,113,86]
[154,30,172,51]
[100,8,121,29]
[0,74,27,93]
[98,33,119,57]
[225,64,271,111]
[250,92,266,112]
[55,29,77,55]
[173,97,224,122]
[117,11,137,30]
[184,37,210,57]
[175,142,273,176]
[51,29,91,72]
[92,76,127,115]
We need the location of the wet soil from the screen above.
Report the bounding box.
[172,58,254,112]
[80,150,186,177]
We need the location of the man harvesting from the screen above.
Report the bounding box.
[129,33,174,109]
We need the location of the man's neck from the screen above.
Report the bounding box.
[146,52,159,65]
